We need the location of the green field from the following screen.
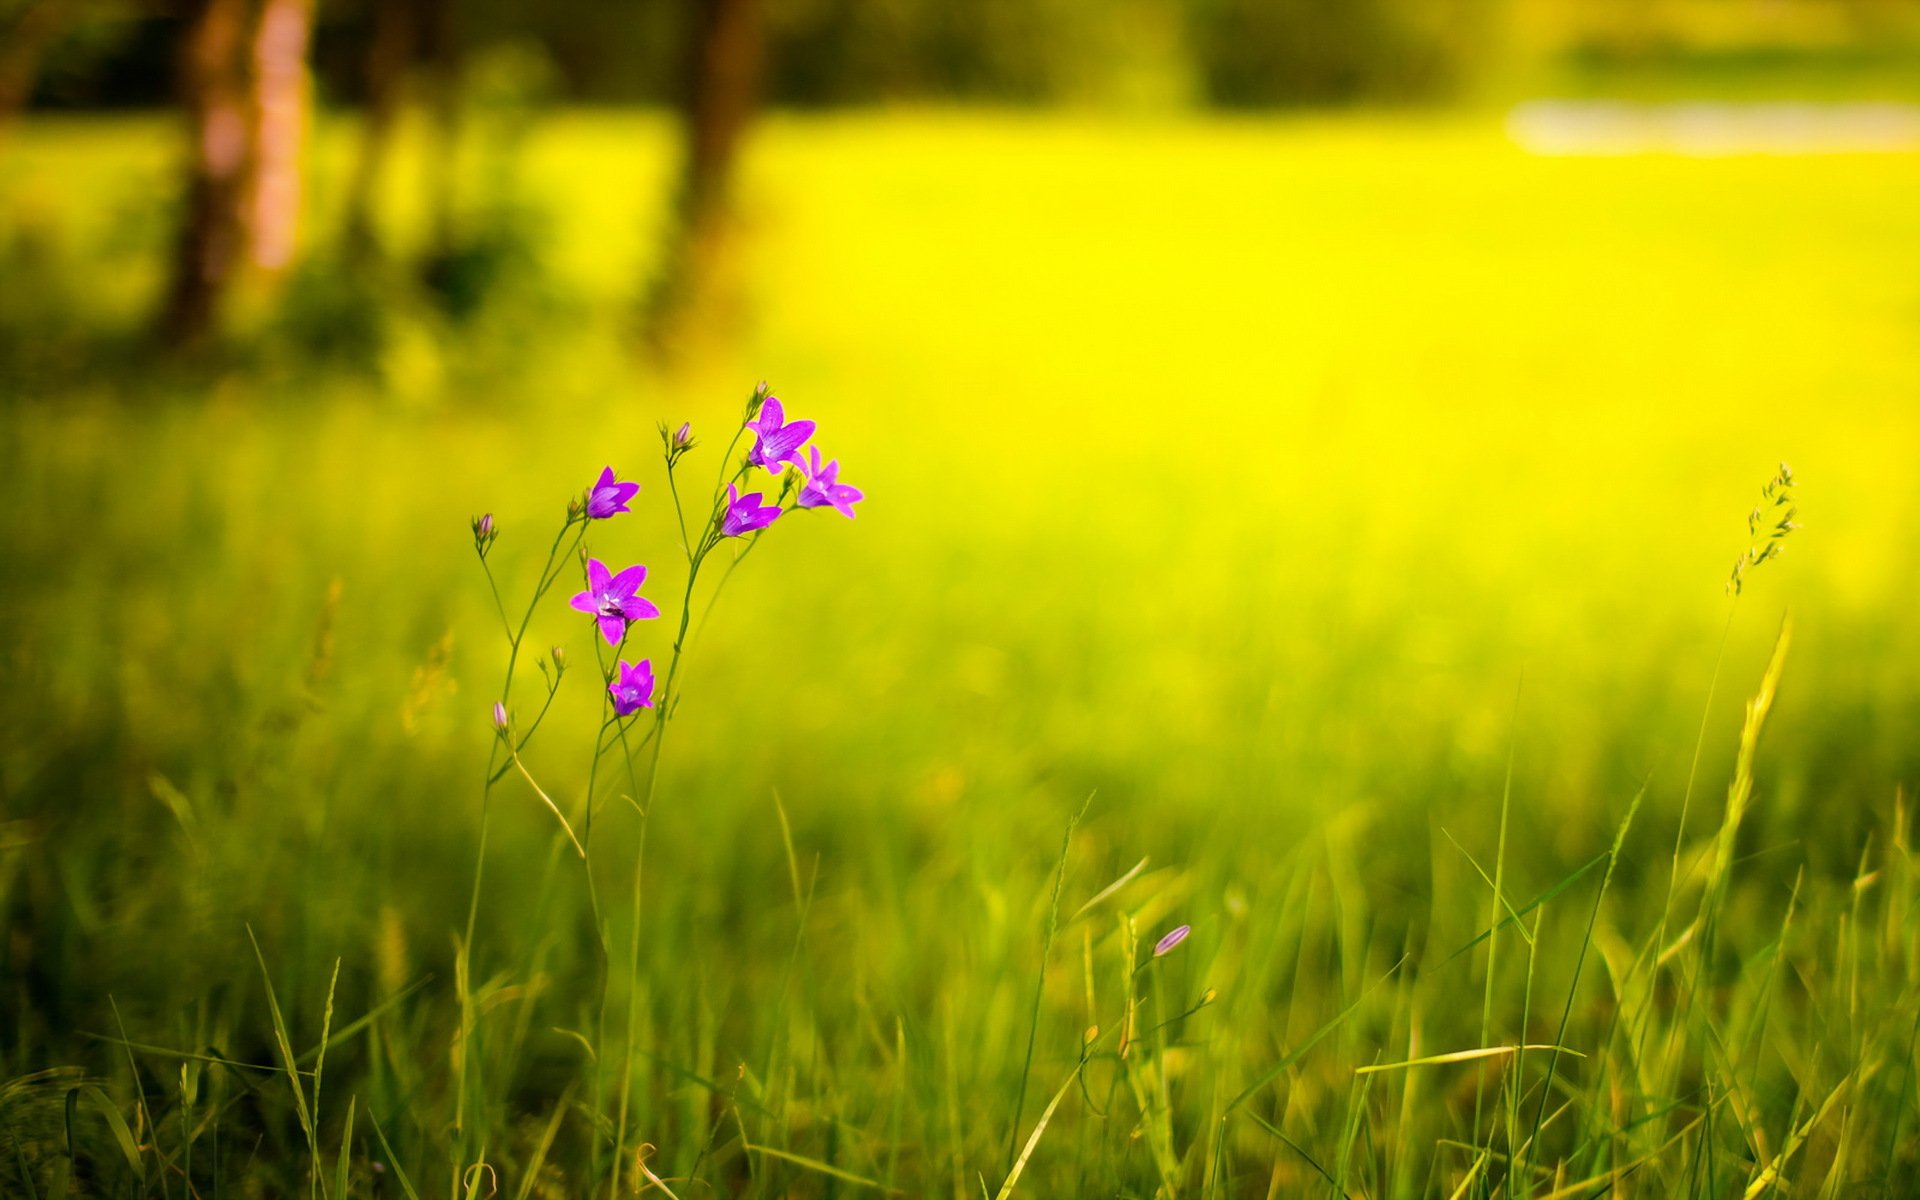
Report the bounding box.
[3,111,1920,1197]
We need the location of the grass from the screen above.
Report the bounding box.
[1,107,1919,1196]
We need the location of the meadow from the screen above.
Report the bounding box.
[3,109,1919,1197]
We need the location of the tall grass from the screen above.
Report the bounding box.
[3,112,1918,1196]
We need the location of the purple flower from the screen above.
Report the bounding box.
[569,559,661,645]
[744,397,815,475]
[797,446,864,519]
[721,483,782,537]
[1153,925,1191,957]
[586,467,640,520]
[609,659,655,716]
[674,422,694,450]
[492,701,508,731]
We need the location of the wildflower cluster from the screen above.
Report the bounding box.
[470,379,862,858]
[459,381,864,1190]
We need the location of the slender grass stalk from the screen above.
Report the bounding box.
[1522,781,1647,1181]
[1002,795,1091,1179]
[1473,678,1523,1186]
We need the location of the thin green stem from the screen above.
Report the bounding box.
[666,461,692,557]
[478,555,513,641]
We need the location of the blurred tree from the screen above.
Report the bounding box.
[157,0,315,346]
[643,0,764,351]
[158,0,256,345]
[249,0,313,273]
[0,0,77,147]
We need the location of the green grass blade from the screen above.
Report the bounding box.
[1443,852,1609,964]
[366,1111,423,1200]
[745,1142,896,1193]
[65,1085,142,1184]
[993,1058,1083,1200]
[1003,794,1091,1174]
[1227,956,1406,1114]
[1355,1044,1585,1074]
[333,1096,355,1200]
[245,926,319,1187]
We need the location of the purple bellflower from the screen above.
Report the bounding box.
[609,659,656,716]
[586,467,640,520]
[569,559,661,645]
[492,701,508,731]
[797,446,864,519]
[744,397,815,475]
[1153,925,1191,957]
[721,484,781,537]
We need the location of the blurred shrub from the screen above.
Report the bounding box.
[1187,0,1490,106]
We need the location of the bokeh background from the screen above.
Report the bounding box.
[3,1,1920,1196]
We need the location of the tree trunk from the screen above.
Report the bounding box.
[644,0,763,350]
[0,0,76,150]
[157,0,315,347]
[246,0,313,274]
[158,0,258,348]
[678,0,762,238]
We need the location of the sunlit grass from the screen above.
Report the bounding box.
[2,109,1918,1196]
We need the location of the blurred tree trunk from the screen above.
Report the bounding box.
[342,0,417,262]
[157,0,314,346]
[158,0,257,347]
[246,0,313,274]
[644,0,763,351]
[0,0,76,149]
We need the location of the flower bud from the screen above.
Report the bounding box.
[745,380,771,420]
[550,645,566,672]
[471,513,498,556]
[661,420,698,467]
[1153,924,1191,957]
[492,702,508,732]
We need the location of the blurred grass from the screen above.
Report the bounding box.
[2,109,1919,1195]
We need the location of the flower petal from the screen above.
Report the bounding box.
[771,419,815,457]
[622,595,661,621]
[598,614,626,645]
[587,558,611,592]
[609,563,649,596]
[569,589,598,613]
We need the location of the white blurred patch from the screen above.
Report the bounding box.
[1508,101,1920,156]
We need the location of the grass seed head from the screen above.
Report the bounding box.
[1727,461,1800,595]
